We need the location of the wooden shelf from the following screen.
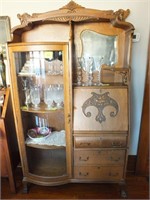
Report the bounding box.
[74,84,128,89]
[26,143,66,149]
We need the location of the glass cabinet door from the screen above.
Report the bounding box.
[9,43,70,179]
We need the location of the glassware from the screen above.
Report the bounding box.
[35,115,49,128]
[44,85,53,110]
[87,57,94,86]
[60,62,63,75]
[25,88,31,107]
[78,57,88,86]
[47,61,53,75]
[55,84,64,108]
[96,56,104,85]
[77,57,83,86]
[79,56,94,86]
[30,86,40,109]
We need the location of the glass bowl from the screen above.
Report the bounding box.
[27,127,51,141]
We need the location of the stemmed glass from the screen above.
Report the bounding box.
[87,57,94,86]
[25,88,31,108]
[48,61,53,75]
[78,57,89,86]
[55,84,64,108]
[77,57,84,86]
[44,85,53,110]
[96,56,104,85]
[78,57,94,86]
[30,85,40,109]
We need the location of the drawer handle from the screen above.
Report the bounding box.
[79,142,91,146]
[112,141,122,147]
[109,172,119,177]
[110,156,121,162]
[79,156,89,161]
[79,172,89,177]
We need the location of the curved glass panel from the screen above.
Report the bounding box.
[13,48,67,177]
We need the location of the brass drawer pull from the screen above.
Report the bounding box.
[79,142,91,146]
[111,141,122,147]
[109,172,119,177]
[79,156,89,161]
[79,172,89,177]
[110,156,121,162]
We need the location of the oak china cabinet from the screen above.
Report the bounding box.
[8,1,134,197]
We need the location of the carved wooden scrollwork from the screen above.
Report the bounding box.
[60,0,85,12]
[119,71,128,84]
[114,9,130,21]
[13,0,134,34]
[17,13,32,26]
[82,92,119,123]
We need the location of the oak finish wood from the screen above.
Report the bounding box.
[7,1,134,196]
[73,87,128,131]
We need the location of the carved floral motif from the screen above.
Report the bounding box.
[119,71,128,84]
[114,9,130,21]
[16,0,131,26]
[60,0,85,12]
[82,92,119,123]
[17,13,32,26]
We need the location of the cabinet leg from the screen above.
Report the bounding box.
[119,182,128,199]
[22,181,29,194]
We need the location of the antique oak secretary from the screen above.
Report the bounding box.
[8,1,134,197]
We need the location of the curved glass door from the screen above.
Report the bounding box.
[11,44,69,178]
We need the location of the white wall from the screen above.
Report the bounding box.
[1,0,149,155]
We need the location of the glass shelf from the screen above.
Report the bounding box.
[25,130,66,147]
[21,105,64,113]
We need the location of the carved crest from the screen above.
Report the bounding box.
[60,0,85,12]
[82,92,119,123]
[12,1,134,35]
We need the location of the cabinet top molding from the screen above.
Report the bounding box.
[11,0,134,34]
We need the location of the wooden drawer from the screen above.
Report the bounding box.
[74,134,127,148]
[74,149,126,165]
[74,165,124,180]
[73,87,128,131]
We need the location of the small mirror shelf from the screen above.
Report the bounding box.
[76,30,118,86]
[81,30,117,67]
